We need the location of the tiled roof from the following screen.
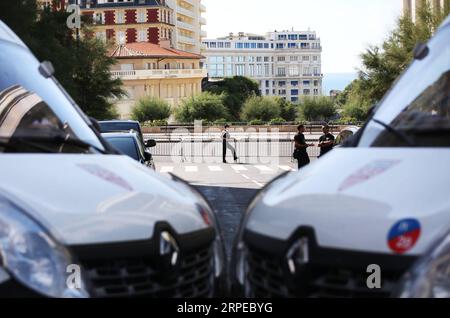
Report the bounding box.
[110,42,204,59]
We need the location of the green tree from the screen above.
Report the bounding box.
[277,98,297,121]
[241,96,281,122]
[175,92,229,123]
[131,97,171,122]
[205,76,260,120]
[0,3,125,120]
[299,97,336,122]
[341,2,449,112]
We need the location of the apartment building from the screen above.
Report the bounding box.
[403,0,450,20]
[61,0,205,54]
[203,30,323,103]
[110,41,207,118]
[165,0,206,54]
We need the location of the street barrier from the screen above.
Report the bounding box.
[148,137,321,159]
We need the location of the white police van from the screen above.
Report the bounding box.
[232,15,450,298]
[0,20,225,298]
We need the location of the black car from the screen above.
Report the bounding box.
[98,120,154,146]
[102,131,156,170]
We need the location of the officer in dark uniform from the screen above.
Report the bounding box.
[294,124,312,170]
[222,124,238,163]
[318,124,335,157]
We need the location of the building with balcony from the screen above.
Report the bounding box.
[403,0,450,21]
[165,0,206,54]
[110,41,206,119]
[203,30,323,103]
[63,0,205,54]
[66,0,175,47]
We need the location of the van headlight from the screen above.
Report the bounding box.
[0,198,89,298]
[396,230,450,298]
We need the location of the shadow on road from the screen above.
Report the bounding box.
[195,185,258,259]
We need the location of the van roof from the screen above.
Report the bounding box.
[0,20,28,49]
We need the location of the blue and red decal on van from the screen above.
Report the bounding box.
[387,219,421,254]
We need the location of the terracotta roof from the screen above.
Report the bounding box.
[110,42,204,59]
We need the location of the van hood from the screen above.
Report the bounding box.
[0,154,208,246]
[246,148,450,255]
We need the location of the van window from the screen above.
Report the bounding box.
[0,41,104,153]
[359,26,450,148]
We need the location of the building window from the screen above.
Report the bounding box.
[288,43,296,49]
[291,81,299,86]
[210,42,217,48]
[116,12,124,24]
[303,89,311,95]
[288,34,298,40]
[226,64,233,76]
[291,97,299,103]
[237,56,245,62]
[137,30,147,42]
[264,64,270,76]
[278,89,286,95]
[314,80,319,86]
[118,31,126,44]
[291,89,299,96]
[264,56,270,62]
[236,64,245,76]
[218,42,224,48]
[313,55,319,62]
[137,10,146,23]
[288,66,299,76]
[276,43,284,49]
[278,81,286,87]
[278,34,287,40]
[277,56,286,62]
[277,68,286,76]
[236,42,243,49]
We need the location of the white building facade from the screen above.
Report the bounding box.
[165,0,207,54]
[203,30,323,103]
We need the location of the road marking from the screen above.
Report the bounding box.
[160,166,174,173]
[252,180,264,187]
[278,165,295,171]
[241,174,250,180]
[208,166,223,172]
[231,165,248,172]
[255,165,274,172]
[185,166,198,172]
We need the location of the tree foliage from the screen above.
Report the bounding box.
[338,3,449,120]
[0,2,125,120]
[241,96,281,122]
[175,92,229,122]
[132,97,171,122]
[299,97,336,122]
[205,76,260,120]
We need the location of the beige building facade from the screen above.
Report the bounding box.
[110,42,206,119]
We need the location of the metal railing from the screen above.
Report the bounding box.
[149,137,320,159]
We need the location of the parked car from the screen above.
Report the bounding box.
[102,131,156,170]
[98,120,155,146]
[0,20,225,298]
[232,16,450,298]
[334,126,360,147]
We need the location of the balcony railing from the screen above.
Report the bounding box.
[177,20,195,31]
[111,69,208,80]
[178,35,197,45]
[177,6,195,19]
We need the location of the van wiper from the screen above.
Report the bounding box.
[0,135,106,154]
[371,118,417,147]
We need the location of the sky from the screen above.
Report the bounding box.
[202,0,403,74]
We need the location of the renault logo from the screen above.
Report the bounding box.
[159,231,179,266]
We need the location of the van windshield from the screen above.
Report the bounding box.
[359,26,450,148]
[0,41,105,154]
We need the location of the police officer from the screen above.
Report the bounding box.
[294,124,313,170]
[222,124,238,163]
[318,124,335,157]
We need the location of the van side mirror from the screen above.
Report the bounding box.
[145,139,157,148]
[413,42,429,60]
[144,151,152,161]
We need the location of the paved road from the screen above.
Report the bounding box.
[154,157,306,257]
